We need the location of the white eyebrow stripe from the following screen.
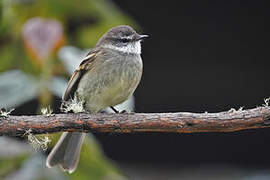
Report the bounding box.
[122,35,133,39]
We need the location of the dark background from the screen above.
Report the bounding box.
[97,0,270,168]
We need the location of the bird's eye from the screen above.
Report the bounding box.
[121,38,129,43]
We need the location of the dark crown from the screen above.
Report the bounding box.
[97,25,139,46]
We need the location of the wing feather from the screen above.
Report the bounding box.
[62,50,98,101]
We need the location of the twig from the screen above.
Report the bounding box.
[0,107,270,136]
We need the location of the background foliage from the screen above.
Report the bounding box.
[0,0,137,179]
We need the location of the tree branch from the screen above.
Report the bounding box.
[1,107,270,136]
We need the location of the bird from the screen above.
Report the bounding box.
[46,25,148,173]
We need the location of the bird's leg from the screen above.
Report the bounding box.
[110,106,127,113]
[110,106,119,113]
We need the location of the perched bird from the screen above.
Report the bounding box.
[46,25,148,173]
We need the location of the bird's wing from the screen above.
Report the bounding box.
[62,49,99,101]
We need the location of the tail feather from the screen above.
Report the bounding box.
[46,132,85,173]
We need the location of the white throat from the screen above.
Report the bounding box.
[103,41,142,54]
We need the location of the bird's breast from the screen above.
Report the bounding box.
[77,54,142,112]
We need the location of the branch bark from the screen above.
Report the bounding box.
[1,107,270,136]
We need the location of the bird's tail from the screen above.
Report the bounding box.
[46,132,85,173]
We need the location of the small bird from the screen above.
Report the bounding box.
[46,25,148,173]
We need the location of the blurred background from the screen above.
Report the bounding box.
[0,0,270,179]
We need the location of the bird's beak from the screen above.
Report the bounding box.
[137,34,149,40]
